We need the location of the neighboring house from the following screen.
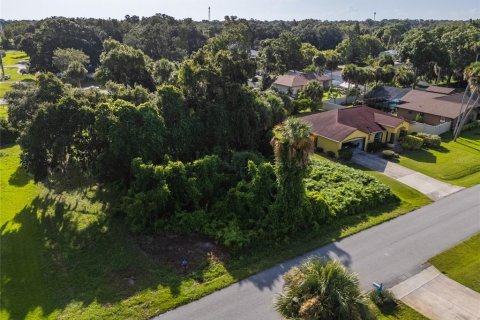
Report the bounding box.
[301,106,409,157]
[396,86,479,127]
[379,49,398,58]
[365,86,412,110]
[272,70,331,96]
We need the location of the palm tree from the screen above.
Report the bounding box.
[453,62,480,140]
[271,118,312,230]
[274,258,372,320]
[342,64,357,104]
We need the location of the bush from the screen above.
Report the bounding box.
[415,113,424,123]
[400,135,424,150]
[0,120,18,146]
[417,133,441,148]
[315,147,324,154]
[382,150,398,160]
[461,120,480,131]
[338,149,353,161]
[326,151,336,158]
[367,141,384,153]
[370,289,397,307]
[306,191,330,222]
[305,158,398,217]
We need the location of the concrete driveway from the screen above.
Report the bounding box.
[392,266,480,320]
[352,151,463,201]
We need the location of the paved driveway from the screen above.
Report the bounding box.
[352,151,463,201]
[392,266,480,320]
[157,185,480,320]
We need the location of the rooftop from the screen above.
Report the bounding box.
[273,70,330,88]
[301,106,405,142]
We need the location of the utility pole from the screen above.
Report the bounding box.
[208,6,211,21]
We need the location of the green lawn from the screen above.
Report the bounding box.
[0,51,35,98]
[371,302,428,320]
[1,148,432,320]
[398,128,480,187]
[0,104,7,120]
[429,233,480,293]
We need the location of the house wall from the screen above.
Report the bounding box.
[315,135,342,156]
[397,108,451,126]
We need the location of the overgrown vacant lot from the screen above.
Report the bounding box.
[398,128,480,187]
[429,233,480,293]
[1,148,431,319]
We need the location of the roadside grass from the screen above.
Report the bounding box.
[429,233,480,293]
[398,128,480,187]
[1,149,432,319]
[371,302,428,320]
[0,104,7,120]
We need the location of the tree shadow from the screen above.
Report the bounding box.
[0,191,203,320]
[8,165,32,187]
[402,149,437,163]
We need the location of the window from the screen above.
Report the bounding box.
[374,132,382,142]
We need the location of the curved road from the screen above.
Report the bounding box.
[158,185,480,320]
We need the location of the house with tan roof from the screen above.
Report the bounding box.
[301,106,409,157]
[396,86,479,127]
[272,70,331,96]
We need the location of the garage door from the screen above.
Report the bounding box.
[342,138,365,151]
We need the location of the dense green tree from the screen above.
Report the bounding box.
[64,61,87,87]
[378,54,394,67]
[299,80,324,105]
[394,66,416,87]
[94,39,156,90]
[258,32,304,75]
[312,53,326,74]
[274,258,372,320]
[152,58,177,85]
[52,48,90,72]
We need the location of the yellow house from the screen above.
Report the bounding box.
[301,106,409,157]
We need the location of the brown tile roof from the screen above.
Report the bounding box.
[398,89,465,119]
[301,106,405,142]
[273,71,330,88]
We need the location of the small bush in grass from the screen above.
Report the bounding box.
[338,149,353,161]
[369,289,397,307]
[327,151,336,158]
[0,120,18,146]
[462,120,480,131]
[382,150,398,160]
[400,135,424,150]
[417,133,441,148]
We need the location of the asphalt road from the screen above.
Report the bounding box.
[157,185,480,320]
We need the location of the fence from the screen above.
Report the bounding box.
[409,121,451,135]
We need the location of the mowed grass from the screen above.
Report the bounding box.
[429,233,480,293]
[371,302,429,320]
[1,149,433,319]
[0,104,8,120]
[398,128,480,187]
[0,50,35,98]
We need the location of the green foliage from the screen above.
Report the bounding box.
[274,258,372,320]
[52,48,90,72]
[94,39,155,90]
[417,133,441,148]
[305,158,397,217]
[258,32,304,75]
[378,54,394,67]
[338,148,353,161]
[299,80,324,104]
[369,289,397,307]
[64,60,87,86]
[0,119,18,145]
[367,141,384,153]
[462,119,480,131]
[382,150,399,160]
[400,135,424,150]
[414,113,424,123]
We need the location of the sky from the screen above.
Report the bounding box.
[1,0,479,21]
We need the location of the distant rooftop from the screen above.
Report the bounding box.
[273,70,330,88]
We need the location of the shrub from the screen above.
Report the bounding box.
[0,120,18,146]
[461,120,480,131]
[417,133,441,148]
[305,158,397,217]
[369,289,397,307]
[338,149,353,161]
[415,113,424,123]
[306,191,330,222]
[400,134,424,150]
[367,141,384,152]
[315,147,324,153]
[326,151,336,158]
[382,150,398,160]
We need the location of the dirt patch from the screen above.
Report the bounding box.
[135,233,228,274]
